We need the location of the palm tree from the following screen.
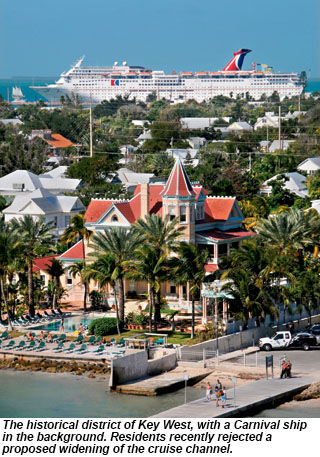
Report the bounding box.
[132,214,183,321]
[173,243,210,339]
[61,214,93,311]
[45,258,64,310]
[221,240,276,327]
[0,228,17,330]
[123,244,169,332]
[256,208,320,258]
[11,215,55,317]
[85,254,121,335]
[89,227,138,321]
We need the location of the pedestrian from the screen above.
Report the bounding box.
[220,387,227,408]
[215,379,222,390]
[60,318,64,333]
[214,385,221,407]
[206,382,212,401]
[286,360,292,378]
[280,359,287,378]
[78,323,84,335]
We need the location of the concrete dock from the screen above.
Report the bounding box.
[152,375,316,417]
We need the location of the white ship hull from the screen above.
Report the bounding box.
[30,55,303,104]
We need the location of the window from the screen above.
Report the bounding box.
[180,206,186,223]
[196,204,204,220]
[40,275,45,285]
[170,284,176,294]
[66,269,73,285]
[53,216,58,228]
[111,215,118,222]
[168,205,175,221]
[65,215,71,227]
[274,333,284,340]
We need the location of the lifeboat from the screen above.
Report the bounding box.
[195,72,208,76]
[180,71,193,75]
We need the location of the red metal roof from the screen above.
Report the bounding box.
[84,200,113,222]
[204,198,235,222]
[161,158,195,197]
[198,228,255,242]
[59,240,84,260]
[204,264,218,272]
[33,255,58,272]
[43,134,74,149]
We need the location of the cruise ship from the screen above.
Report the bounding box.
[30,49,303,104]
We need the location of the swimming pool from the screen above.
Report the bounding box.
[32,315,97,333]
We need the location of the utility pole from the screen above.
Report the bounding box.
[89,96,93,158]
[298,95,301,120]
[266,124,269,151]
[248,152,252,173]
[278,105,281,150]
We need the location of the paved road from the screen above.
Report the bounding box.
[227,348,320,376]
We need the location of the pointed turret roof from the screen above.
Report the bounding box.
[161,158,195,197]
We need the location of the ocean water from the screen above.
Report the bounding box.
[0,370,205,418]
[0,77,319,104]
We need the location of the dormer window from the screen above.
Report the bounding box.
[112,215,118,222]
[196,204,204,220]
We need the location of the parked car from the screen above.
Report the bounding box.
[289,332,317,351]
[306,324,320,344]
[259,331,318,351]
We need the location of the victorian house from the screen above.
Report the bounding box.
[82,158,253,308]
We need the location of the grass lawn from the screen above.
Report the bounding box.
[79,329,197,345]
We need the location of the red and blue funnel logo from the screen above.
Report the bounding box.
[223,49,251,71]
[111,80,120,86]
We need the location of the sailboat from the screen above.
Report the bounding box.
[11,86,26,105]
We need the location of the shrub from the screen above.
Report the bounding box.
[88,317,119,336]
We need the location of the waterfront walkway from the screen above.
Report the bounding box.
[152,375,317,417]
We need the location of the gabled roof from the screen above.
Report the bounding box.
[42,134,74,149]
[84,200,115,222]
[298,157,320,170]
[33,255,58,272]
[59,240,84,260]
[161,158,195,197]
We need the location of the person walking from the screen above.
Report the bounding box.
[206,382,212,402]
[280,359,287,378]
[220,387,227,408]
[286,360,292,378]
[59,318,64,333]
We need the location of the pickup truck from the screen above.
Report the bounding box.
[259,331,318,351]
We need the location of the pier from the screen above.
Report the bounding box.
[152,375,316,417]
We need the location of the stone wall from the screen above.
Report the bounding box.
[109,349,177,388]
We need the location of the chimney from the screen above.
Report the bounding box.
[140,183,149,219]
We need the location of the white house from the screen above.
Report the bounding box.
[180,117,231,130]
[166,149,199,167]
[254,112,279,130]
[136,130,152,146]
[268,140,295,152]
[260,172,308,198]
[297,157,320,175]
[111,168,155,192]
[0,170,81,196]
[2,188,85,237]
[227,121,253,133]
[187,137,207,149]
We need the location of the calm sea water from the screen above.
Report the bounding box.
[0,370,205,418]
[0,78,319,104]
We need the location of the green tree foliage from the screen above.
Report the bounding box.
[306,171,320,199]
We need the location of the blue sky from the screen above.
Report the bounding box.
[0,0,318,78]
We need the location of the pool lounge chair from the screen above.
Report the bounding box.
[0,331,10,340]
[25,341,36,351]
[75,344,87,353]
[74,335,84,344]
[95,336,102,344]
[3,340,15,349]
[52,342,64,352]
[57,334,66,342]
[14,340,26,350]
[92,344,105,354]
[111,349,125,357]
[64,343,76,353]
[33,341,46,351]
[87,336,96,344]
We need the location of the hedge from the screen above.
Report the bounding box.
[88,317,119,336]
